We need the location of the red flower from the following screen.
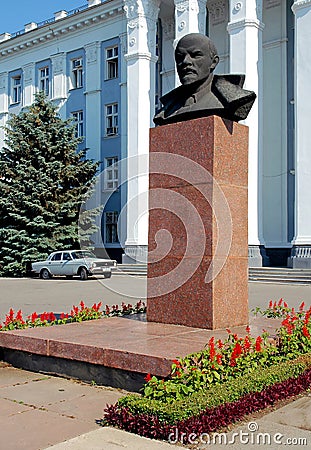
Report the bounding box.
[208,337,216,361]
[302,325,310,338]
[269,300,273,309]
[243,335,251,352]
[80,301,85,310]
[284,301,288,308]
[226,328,231,334]
[255,336,263,352]
[30,312,38,323]
[217,339,223,349]
[299,302,305,312]
[144,373,152,382]
[278,298,283,306]
[172,359,181,368]
[216,353,222,365]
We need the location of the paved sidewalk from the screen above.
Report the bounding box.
[1,362,311,450]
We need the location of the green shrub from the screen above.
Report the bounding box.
[117,354,311,424]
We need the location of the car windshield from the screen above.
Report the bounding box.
[71,251,96,259]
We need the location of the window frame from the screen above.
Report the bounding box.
[71,57,83,89]
[104,156,119,191]
[11,75,22,104]
[104,211,119,244]
[106,46,119,80]
[38,66,49,96]
[105,103,118,136]
[72,110,84,138]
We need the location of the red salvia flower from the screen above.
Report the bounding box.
[144,373,152,382]
[255,336,263,352]
[302,325,310,338]
[269,300,273,308]
[208,337,216,361]
[243,335,251,352]
[278,298,283,306]
[299,302,305,312]
[216,353,222,365]
[245,325,250,334]
[217,339,223,349]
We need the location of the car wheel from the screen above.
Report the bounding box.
[103,272,112,279]
[40,268,51,280]
[79,267,88,281]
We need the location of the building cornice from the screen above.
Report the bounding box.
[0,1,124,58]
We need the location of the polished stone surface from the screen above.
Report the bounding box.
[0,315,279,382]
[147,116,249,329]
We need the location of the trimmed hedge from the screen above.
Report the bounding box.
[107,354,311,425]
[103,361,311,442]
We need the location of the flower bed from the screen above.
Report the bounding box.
[102,300,311,442]
[0,300,146,331]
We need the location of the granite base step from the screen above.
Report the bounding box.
[0,315,280,391]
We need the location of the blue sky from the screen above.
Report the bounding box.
[0,1,85,35]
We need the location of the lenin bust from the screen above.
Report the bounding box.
[153,33,256,126]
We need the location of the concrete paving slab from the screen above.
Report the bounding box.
[259,396,311,431]
[0,397,32,417]
[1,407,96,450]
[47,389,125,423]
[44,427,177,449]
[0,365,49,388]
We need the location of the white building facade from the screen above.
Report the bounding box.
[0,0,310,267]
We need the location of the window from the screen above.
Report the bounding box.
[51,253,62,261]
[72,110,84,138]
[106,46,118,79]
[39,67,49,96]
[104,157,118,190]
[105,211,119,243]
[11,76,21,104]
[105,103,118,136]
[71,58,83,88]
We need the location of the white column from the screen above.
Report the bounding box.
[51,53,67,118]
[0,72,8,147]
[289,0,311,268]
[227,0,267,267]
[84,42,102,248]
[174,0,207,84]
[122,0,160,263]
[174,0,207,39]
[22,62,35,107]
[119,32,129,252]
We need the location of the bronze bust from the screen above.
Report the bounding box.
[153,33,256,125]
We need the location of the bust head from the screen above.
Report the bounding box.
[175,33,219,86]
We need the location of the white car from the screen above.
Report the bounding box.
[31,250,117,280]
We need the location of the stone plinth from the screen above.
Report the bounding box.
[147,116,249,330]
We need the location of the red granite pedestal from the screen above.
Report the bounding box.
[147,116,249,330]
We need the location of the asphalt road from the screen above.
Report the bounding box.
[0,275,310,322]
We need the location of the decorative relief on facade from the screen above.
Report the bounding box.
[23,63,34,85]
[162,18,175,39]
[85,42,99,64]
[0,73,8,90]
[51,54,65,74]
[207,0,227,25]
[264,0,281,8]
[234,1,243,12]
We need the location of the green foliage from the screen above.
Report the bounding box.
[0,92,99,276]
[140,302,311,403]
[117,354,311,424]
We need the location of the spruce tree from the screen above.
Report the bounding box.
[0,92,99,276]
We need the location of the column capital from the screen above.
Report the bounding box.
[227,18,265,33]
[123,0,160,24]
[292,0,311,14]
